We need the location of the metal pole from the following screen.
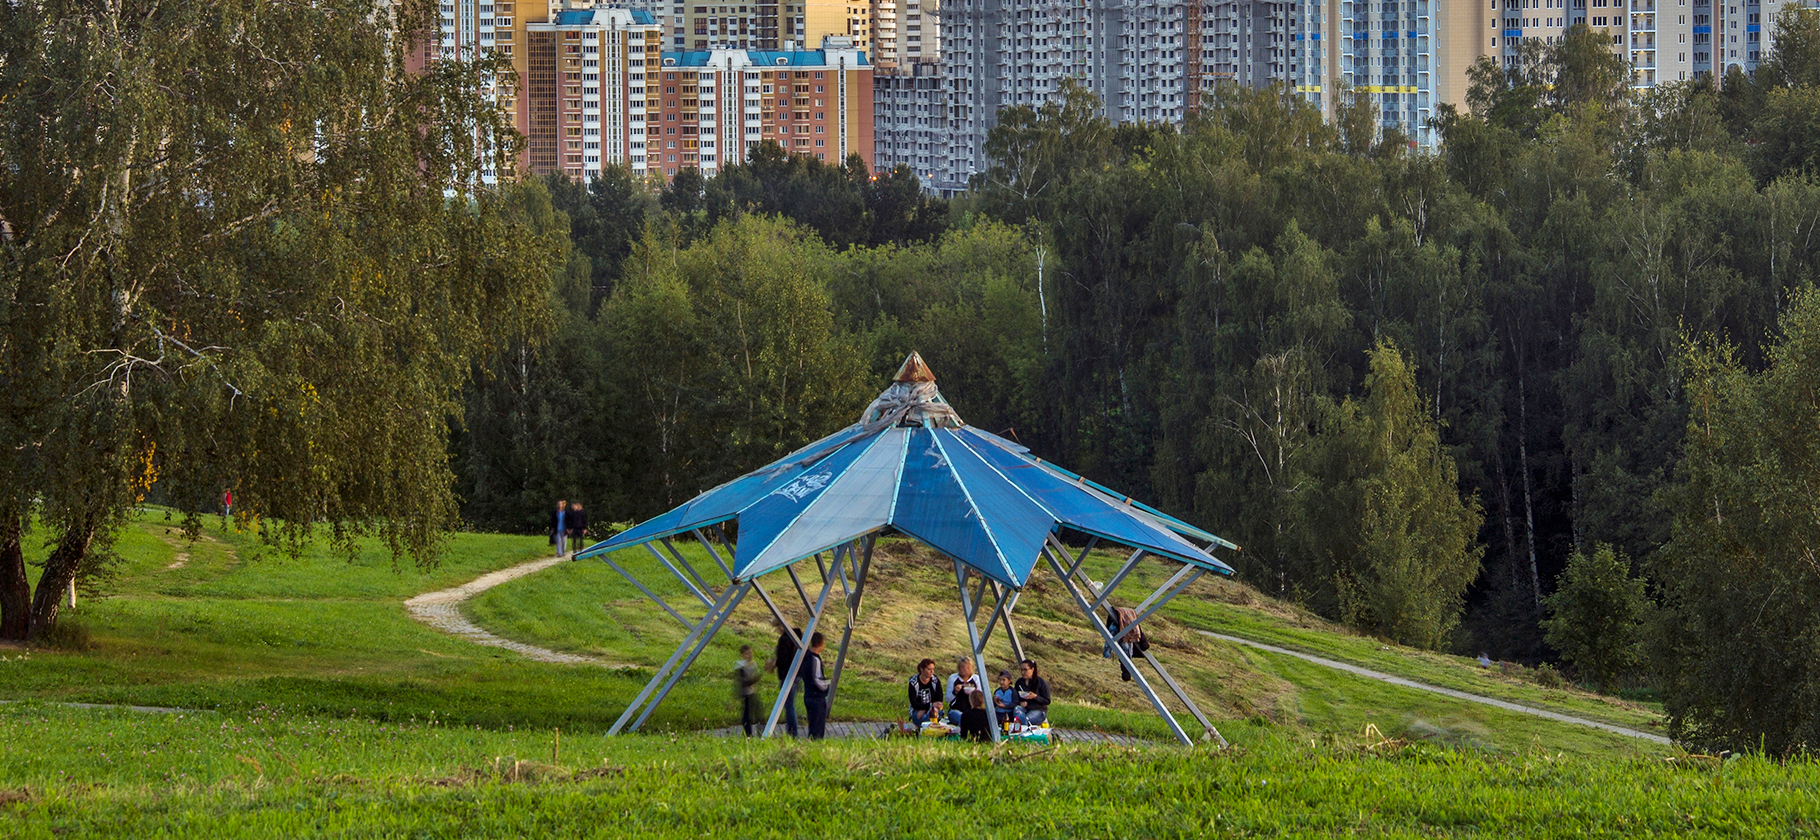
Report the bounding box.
[692,527,736,580]
[827,537,874,711]
[751,579,802,646]
[600,555,691,628]
[785,564,815,615]
[762,553,842,738]
[968,573,989,624]
[646,543,711,608]
[1088,547,1147,614]
[1139,646,1227,747]
[953,559,1000,744]
[630,581,755,732]
[1113,566,1205,644]
[609,581,742,735]
[1066,536,1101,580]
[661,537,718,593]
[1042,545,1193,746]
[1004,608,1026,664]
[851,535,876,619]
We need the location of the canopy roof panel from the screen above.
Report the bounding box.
[577,354,1237,586]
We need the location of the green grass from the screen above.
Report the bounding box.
[0,703,1813,838]
[4,514,1779,837]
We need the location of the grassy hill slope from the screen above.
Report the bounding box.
[3,511,1815,837]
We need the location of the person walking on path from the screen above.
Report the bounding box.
[565,501,588,559]
[765,624,802,737]
[549,500,567,557]
[800,632,831,739]
[734,645,764,737]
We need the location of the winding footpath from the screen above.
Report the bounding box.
[1200,631,1671,744]
[404,556,617,666]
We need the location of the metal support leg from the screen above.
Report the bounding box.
[600,555,690,628]
[763,554,842,738]
[661,537,718,594]
[646,543,711,608]
[1140,647,1227,747]
[1043,545,1193,746]
[1003,608,1026,664]
[693,528,735,580]
[1112,566,1204,644]
[610,581,742,735]
[953,560,1000,744]
[1089,548,1147,614]
[1066,536,1101,580]
[828,537,874,711]
[630,582,754,732]
[751,579,802,646]
[785,564,815,615]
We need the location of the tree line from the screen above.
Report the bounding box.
[4,0,1817,752]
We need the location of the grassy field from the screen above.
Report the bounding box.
[0,703,1813,838]
[7,512,1802,837]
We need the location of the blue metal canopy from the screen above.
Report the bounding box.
[577,354,1236,588]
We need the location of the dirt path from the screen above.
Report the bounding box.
[1200,631,1671,745]
[405,557,624,667]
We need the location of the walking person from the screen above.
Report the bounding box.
[734,645,764,737]
[800,632,831,739]
[549,499,567,558]
[565,501,588,559]
[765,623,802,737]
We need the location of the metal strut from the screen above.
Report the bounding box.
[1042,543,1193,746]
[953,559,1001,744]
[762,551,842,738]
[629,581,754,732]
[826,535,876,711]
[610,581,743,735]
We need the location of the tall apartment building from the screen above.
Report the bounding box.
[519,8,665,182]
[873,61,952,186]
[636,40,874,177]
[658,0,870,51]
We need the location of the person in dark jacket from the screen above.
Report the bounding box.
[800,632,831,739]
[907,658,941,726]
[1014,659,1052,725]
[765,624,802,737]
[564,501,588,558]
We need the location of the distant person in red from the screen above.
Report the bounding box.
[565,501,587,559]
[222,490,233,517]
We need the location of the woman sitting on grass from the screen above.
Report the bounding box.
[1014,659,1051,726]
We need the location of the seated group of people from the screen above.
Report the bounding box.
[907,656,1052,740]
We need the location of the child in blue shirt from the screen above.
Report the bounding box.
[993,669,1022,726]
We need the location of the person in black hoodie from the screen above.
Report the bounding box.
[1014,659,1052,725]
[800,632,831,739]
[564,501,588,559]
[765,624,802,737]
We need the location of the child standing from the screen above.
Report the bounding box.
[734,645,764,736]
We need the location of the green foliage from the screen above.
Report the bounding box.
[1542,544,1650,692]
[1655,289,1820,755]
[0,0,556,637]
[602,215,872,510]
[1293,340,1485,649]
[701,142,947,249]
